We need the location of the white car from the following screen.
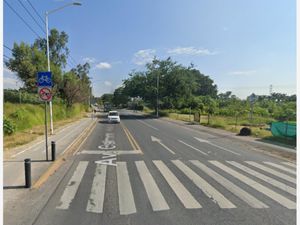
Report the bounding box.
[107,111,120,123]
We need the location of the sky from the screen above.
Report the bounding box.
[3,0,296,99]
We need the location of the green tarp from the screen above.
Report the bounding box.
[270,122,296,138]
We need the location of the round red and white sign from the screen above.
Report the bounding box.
[39,87,52,101]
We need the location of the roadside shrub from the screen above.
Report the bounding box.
[239,127,252,136]
[4,117,16,135]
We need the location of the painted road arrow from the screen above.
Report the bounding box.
[151,136,175,154]
[194,137,240,156]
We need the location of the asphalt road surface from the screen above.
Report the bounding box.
[32,110,296,225]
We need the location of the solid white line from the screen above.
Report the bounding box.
[246,161,296,184]
[210,161,296,209]
[153,160,201,209]
[281,162,296,168]
[56,161,89,210]
[227,161,296,196]
[86,164,107,213]
[117,162,136,215]
[178,140,208,156]
[135,161,170,211]
[190,160,268,208]
[138,120,159,130]
[159,142,176,155]
[11,149,28,157]
[263,162,296,175]
[194,137,240,156]
[173,160,235,208]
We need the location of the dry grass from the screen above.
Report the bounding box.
[4,112,87,150]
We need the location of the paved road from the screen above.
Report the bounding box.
[32,110,296,225]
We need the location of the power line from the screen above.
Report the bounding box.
[4,0,42,38]
[4,44,12,52]
[17,0,46,35]
[26,0,45,25]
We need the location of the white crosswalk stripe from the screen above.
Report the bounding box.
[263,162,296,175]
[86,164,107,213]
[56,161,89,210]
[135,161,170,211]
[281,162,296,168]
[173,160,235,208]
[153,160,202,209]
[227,161,296,196]
[117,162,137,215]
[190,160,268,208]
[246,161,296,184]
[210,161,296,209]
[56,160,296,214]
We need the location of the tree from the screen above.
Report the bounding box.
[33,29,69,68]
[203,96,217,125]
[113,87,129,107]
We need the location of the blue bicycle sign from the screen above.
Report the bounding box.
[37,72,52,87]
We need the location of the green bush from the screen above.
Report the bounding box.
[3,117,16,135]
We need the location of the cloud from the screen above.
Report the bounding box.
[83,57,96,64]
[104,81,112,86]
[167,47,218,56]
[133,49,156,65]
[96,62,112,69]
[228,70,257,75]
[3,67,15,76]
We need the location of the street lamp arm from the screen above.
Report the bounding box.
[46,2,81,15]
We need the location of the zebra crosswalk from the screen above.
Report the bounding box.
[56,160,296,215]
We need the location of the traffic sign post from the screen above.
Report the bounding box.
[38,87,52,102]
[37,72,52,161]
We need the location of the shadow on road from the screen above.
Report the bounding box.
[3,185,26,190]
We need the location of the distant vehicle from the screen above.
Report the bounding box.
[107,111,120,123]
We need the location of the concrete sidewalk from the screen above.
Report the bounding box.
[4,115,97,188]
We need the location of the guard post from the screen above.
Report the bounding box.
[51,141,56,161]
[24,158,31,188]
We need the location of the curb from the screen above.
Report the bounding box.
[32,119,97,189]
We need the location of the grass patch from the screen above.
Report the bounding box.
[4,103,88,150]
[164,113,295,147]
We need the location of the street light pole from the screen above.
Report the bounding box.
[45,2,82,135]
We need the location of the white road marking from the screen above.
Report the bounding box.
[56,161,89,210]
[191,160,267,208]
[153,160,201,209]
[246,161,296,184]
[86,164,107,213]
[138,120,159,130]
[281,162,296,168]
[210,161,296,209]
[263,162,296,175]
[227,161,296,196]
[117,162,136,215]
[135,161,170,211]
[80,150,142,155]
[151,136,175,154]
[194,137,240,156]
[98,133,116,150]
[173,160,235,208]
[178,140,208,156]
[95,158,117,167]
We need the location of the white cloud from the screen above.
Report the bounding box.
[228,70,257,75]
[133,49,156,65]
[96,62,112,69]
[4,67,15,76]
[104,81,112,86]
[83,57,96,64]
[167,47,218,56]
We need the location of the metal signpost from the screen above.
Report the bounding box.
[37,72,52,161]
